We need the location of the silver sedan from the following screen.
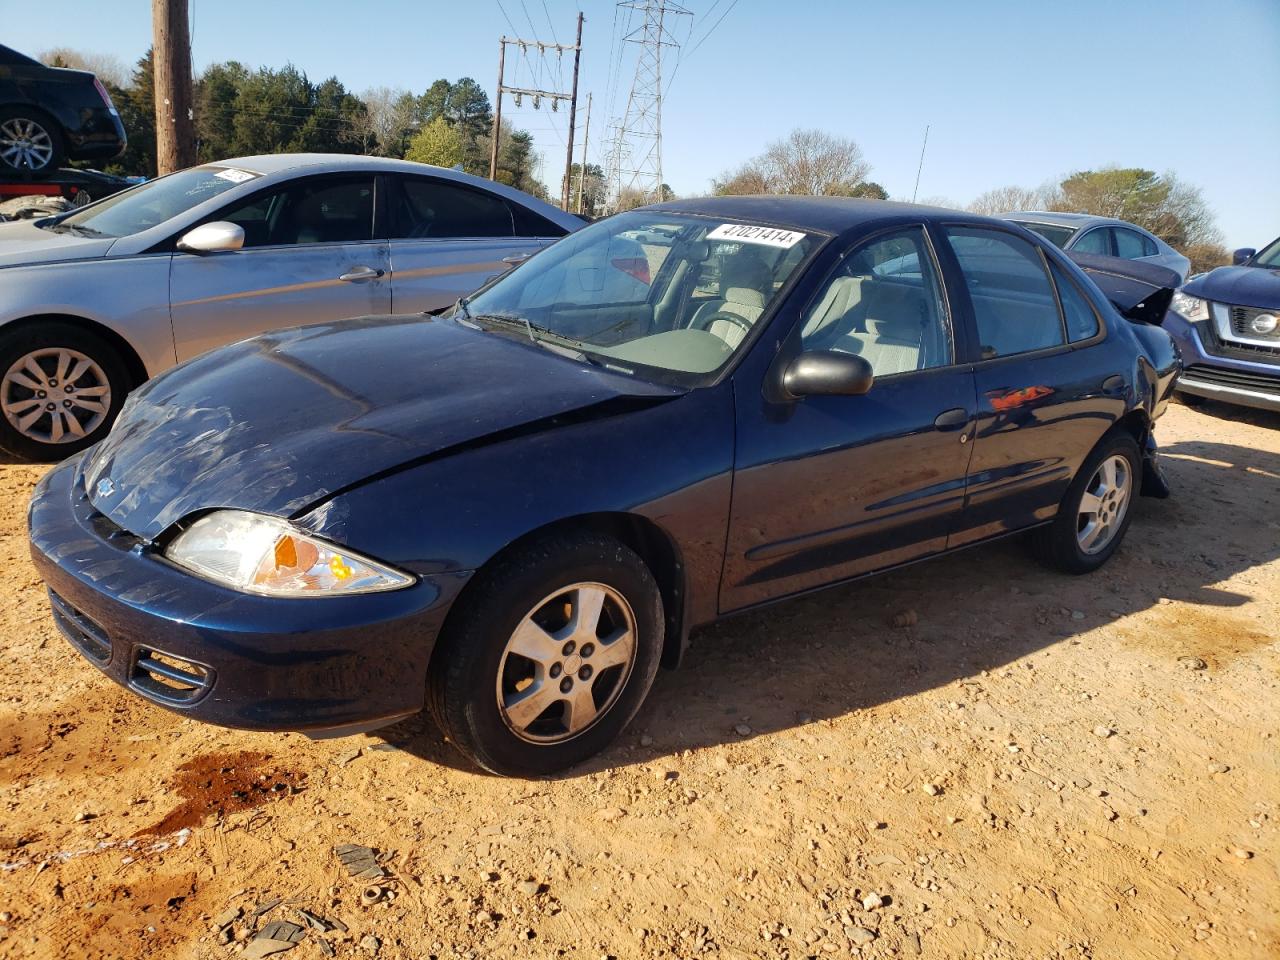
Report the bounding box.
[1000,211,1191,283]
[0,153,583,460]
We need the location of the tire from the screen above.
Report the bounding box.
[0,323,132,462]
[1031,431,1141,575]
[0,108,65,178]
[428,531,664,777]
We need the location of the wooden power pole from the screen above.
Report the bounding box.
[152,0,196,174]
[576,93,592,215]
[489,15,584,210]
[560,12,585,211]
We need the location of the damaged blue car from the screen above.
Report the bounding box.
[29,197,1180,776]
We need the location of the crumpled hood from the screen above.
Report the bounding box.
[83,315,679,541]
[1183,264,1280,311]
[0,219,115,268]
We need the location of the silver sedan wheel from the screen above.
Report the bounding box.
[0,117,55,171]
[1,348,112,444]
[1076,454,1132,555]
[496,582,638,744]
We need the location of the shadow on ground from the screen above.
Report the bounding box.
[383,436,1280,776]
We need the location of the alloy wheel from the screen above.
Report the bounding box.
[1076,454,1132,555]
[495,582,638,744]
[0,118,55,171]
[1,348,112,445]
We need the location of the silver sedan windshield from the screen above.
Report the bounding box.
[53,166,261,238]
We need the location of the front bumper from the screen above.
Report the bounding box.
[1164,312,1280,412]
[28,458,470,735]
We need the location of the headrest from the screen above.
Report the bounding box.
[724,286,766,308]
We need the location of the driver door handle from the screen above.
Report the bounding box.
[933,407,970,431]
[502,252,532,265]
[338,266,384,282]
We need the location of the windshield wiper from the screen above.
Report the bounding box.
[471,313,607,366]
[43,221,107,238]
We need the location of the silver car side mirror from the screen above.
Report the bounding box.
[177,221,245,253]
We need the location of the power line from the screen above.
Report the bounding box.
[683,0,738,60]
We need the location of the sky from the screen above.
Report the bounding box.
[4,0,1278,246]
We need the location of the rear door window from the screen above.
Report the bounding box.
[1114,228,1153,259]
[1049,261,1100,342]
[392,178,514,239]
[945,227,1065,358]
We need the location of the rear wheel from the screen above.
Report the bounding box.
[0,108,64,177]
[1032,432,1140,574]
[0,323,131,461]
[428,532,663,776]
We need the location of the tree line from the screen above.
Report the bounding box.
[712,128,1228,273]
[47,48,548,200]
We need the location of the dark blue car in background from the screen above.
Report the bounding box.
[28,197,1181,776]
[1165,236,1280,412]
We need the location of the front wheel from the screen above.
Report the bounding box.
[428,532,664,777]
[0,323,132,461]
[1031,432,1140,574]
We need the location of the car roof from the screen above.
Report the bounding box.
[642,195,984,236]
[1001,211,1133,229]
[209,153,584,230]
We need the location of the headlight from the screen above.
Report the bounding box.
[165,510,413,597]
[1171,290,1209,322]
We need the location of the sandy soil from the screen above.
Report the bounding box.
[1,401,1276,960]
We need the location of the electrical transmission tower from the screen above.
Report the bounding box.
[609,0,690,208]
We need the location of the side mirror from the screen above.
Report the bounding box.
[177,221,245,253]
[782,350,874,398]
[1232,247,1256,266]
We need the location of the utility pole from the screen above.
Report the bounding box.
[488,38,506,181]
[560,12,585,211]
[609,1,690,207]
[152,0,196,174]
[576,93,593,215]
[489,23,584,210]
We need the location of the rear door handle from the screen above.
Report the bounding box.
[502,253,532,266]
[338,266,384,282]
[933,407,970,431]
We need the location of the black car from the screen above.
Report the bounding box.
[29,197,1180,776]
[0,44,126,177]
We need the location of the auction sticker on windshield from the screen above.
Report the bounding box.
[213,168,258,184]
[707,223,806,248]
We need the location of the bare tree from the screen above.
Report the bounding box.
[968,183,1059,215]
[39,47,128,87]
[714,128,872,197]
[356,86,418,156]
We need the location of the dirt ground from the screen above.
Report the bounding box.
[1,401,1276,960]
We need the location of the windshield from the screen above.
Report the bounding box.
[1011,220,1077,249]
[1253,236,1280,269]
[50,166,261,238]
[462,211,823,386]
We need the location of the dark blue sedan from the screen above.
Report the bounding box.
[28,197,1180,776]
[1164,236,1280,412]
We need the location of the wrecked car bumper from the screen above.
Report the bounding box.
[28,457,469,735]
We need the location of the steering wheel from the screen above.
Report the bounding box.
[690,310,754,340]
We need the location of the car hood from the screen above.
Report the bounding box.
[82,316,681,541]
[0,219,114,268]
[1183,264,1280,311]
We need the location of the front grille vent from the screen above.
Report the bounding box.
[1194,320,1280,362]
[130,648,214,704]
[1230,305,1280,342]
[48,590,111,664]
